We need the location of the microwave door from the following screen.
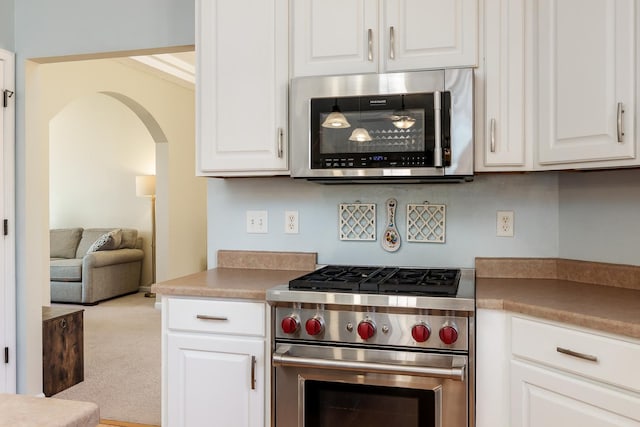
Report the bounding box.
[310,93,445,171]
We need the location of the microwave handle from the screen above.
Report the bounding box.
[434,91,442,167]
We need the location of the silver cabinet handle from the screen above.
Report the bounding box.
[367,29,373,61]
[433,91,442,167]
[196,314,228,321]
[389,26,396,60]
[277,127,284,158]
[556,347,598,363]
[617,102,625,143]
[250,355,257,390]
[490,118,496,152]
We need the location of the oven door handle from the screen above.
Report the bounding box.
[272,352,465,382]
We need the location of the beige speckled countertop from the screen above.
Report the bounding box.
[151,267,312,300]
[151,250,317,300]
[476,258,640,339]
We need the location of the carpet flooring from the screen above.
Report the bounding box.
[53,292,161,425]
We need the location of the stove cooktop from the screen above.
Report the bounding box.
[289,265,461,296]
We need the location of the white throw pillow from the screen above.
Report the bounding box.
[87,229,123,253]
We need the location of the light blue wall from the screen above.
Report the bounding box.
[13,0,194,394]
[14,1,193,58]
[559,168,640,266]
[207,172,560,268]
[0,0,14,50]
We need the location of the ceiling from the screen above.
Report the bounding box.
[120,51,196,89]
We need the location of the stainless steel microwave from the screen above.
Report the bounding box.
[289,69,474,183]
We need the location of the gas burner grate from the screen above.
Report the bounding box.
[289,265,460,296]
[378,269,461,296]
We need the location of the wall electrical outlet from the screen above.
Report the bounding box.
[496,211,514,237]
[285,211,299,234]
[246,210,268,233]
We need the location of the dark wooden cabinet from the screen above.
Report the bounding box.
[42,306,84,397]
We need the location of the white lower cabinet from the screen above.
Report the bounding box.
[511,360,640,427]
[476,309,640,427]
[162,297,267,427]
[476,309,511,427]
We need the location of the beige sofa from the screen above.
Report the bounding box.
[50,228,144,305]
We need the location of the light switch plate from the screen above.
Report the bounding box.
[247,210,268,233]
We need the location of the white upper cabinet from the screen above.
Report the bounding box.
[196,0,289,176]
[291,0,478,77]
[382,0,478,72]
[536,0,636,167]
[291,0,378,76]
[475,0,531,170]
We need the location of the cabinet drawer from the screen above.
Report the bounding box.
[511,316,640,393]
[168,298,265,337]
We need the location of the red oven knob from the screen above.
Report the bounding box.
[305,317,324,336]
[411,323,431,343]
[439,325,458,345]
[357,320,376,340]
[281,316,299,334]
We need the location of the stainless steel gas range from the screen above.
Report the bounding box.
[267,265,475,427]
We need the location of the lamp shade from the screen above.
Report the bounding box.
[322,111,351,128]
[136,175,156,197]
[348,128,372,142]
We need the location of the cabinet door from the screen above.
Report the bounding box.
[167,333,264,427]
[477,0,529,169]
[383,0,478,72]
[536,0,636,166]
[476,309,510,427]
[196,0,289,176]
[291,0,378,77]
[511,360,640,427]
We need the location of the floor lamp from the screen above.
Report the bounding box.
[136,175,156,298]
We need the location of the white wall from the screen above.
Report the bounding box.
[14,0,195,395]
[207,172,561,268]
[559,168,640,266]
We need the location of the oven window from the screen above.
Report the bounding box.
[304,380,435,427]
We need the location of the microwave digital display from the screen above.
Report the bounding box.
[310,93,451,170]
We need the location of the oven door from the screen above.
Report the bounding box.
[272,343,468,427]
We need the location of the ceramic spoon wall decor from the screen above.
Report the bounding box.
[382,198,401,252]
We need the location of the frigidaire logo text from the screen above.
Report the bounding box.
[369,99,388,106]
